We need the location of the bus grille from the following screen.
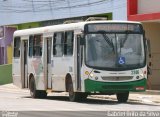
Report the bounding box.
[101,76,133,81]
[102,85,132,90]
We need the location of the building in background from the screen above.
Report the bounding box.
[0,26,16,65]
[127,0,160,90]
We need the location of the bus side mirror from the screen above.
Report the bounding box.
[143,30,145,35]
[77,34,85,45]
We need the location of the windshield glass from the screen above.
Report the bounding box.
[85,33,145,70]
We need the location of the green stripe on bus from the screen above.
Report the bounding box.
[84,78,146,93]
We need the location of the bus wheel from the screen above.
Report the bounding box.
[68,80,80,102]
[29,77,47,98]
[116,92,129,103]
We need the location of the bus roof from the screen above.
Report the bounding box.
[14,20,142,37]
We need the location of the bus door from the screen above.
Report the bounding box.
[44,37,52,89]
[76,35,82,91]
[13,37,22,88]
[21,40,28,88]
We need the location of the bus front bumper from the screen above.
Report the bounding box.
[84,78,147,93]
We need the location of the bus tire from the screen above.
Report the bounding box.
[29,77,47,99]
[116,92,129,103]
[67,79,80,102]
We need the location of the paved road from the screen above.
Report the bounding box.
[0,84,160,117]
[1,111,109,117]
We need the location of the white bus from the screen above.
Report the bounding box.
[12,20,147,102]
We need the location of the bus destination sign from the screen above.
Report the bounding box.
[86,23,142,33]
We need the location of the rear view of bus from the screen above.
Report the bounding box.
[82,22,147,102]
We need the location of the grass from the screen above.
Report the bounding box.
[0,64,12,85]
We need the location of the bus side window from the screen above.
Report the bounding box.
[29,35,34,57]
[64,31,74,56]
[33,35,43,57]
[14,37,21,58]
[53,32,64,57]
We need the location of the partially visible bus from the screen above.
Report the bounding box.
[12,20,147,102]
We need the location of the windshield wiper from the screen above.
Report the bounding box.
[103,34,114,48]
[121,31,130,48]
[97,30,114,50]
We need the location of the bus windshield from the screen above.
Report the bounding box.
[85,33,145,70]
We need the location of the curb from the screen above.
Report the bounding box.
[131,90,160,95]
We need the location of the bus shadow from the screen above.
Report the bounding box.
[23,95,160,106]
[46,95,69,101]
[24,95,117,104]
[24,95,69,101]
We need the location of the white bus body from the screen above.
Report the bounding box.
[12,21,147,102]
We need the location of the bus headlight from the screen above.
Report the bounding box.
[140,73,144,78]
[90,73,94,77]
[85,71,94,78]
[85,70,98,80]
